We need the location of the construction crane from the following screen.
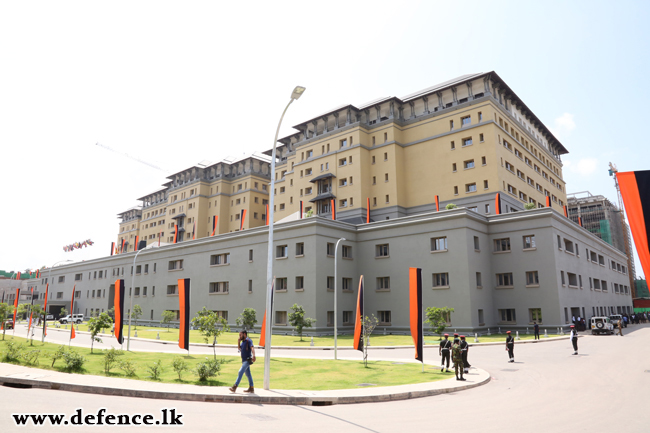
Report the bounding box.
[609,162,637,298]
[95,142,170,174]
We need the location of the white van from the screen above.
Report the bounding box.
[591,316,614,335]
[59,314,85,324]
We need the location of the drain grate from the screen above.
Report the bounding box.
[356,383,377,387]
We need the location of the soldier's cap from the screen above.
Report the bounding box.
[444,333,449,337]
[453,333,459,336]
[506,331,511,334]
[460,335,466,339]
[570,325,575,328]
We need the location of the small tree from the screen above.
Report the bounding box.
[288,304,315,341]
[524,202,536,210]
[236,308,257,332]
[16,304,29,322]
[425,306,455,339]
[161,310,176,331]
[445,203,458,210]
[29,305,44,344]
[60,307,68,319]
[0,303,11,340]
[305,209,314,217]
[361,314,379,367]
[88,312,113,353]
[130,305,143,329]
[191,307,229,359]
[172,356,189,380]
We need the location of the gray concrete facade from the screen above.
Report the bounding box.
[19,207,632,335]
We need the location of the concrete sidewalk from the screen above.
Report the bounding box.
[0,362,490,406]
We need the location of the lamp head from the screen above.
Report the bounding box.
[291,86,306,100]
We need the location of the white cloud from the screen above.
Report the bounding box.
[565,157,599,176]
[555,113,576,131]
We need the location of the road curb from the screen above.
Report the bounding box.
[0,366,490,405]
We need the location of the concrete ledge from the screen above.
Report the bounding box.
[0,363,490,405]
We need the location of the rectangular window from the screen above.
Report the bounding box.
[168,260,183,270]
[144,264,149,274]
[476,272,482,288]
[276,277,288,291]
[339,158,347,167]
[295,276,304,291]
[526,271,539,286]
[564,239,575,254]
[431,237,448,251]
[462,138,473,147]
[494,238,511,252]
[567,273,578,287]
[496,273,514,287]
[498,309,516,324]
[451,141,455,150]
[377,277,390,291]
[529,308,542,324]
[598,255,605,266]
[327,276,334,291]
[275,311,287,325]
[464,159,475,169]
[276,245,288,258]
[209,282,229,294]
[432,273,450,288]
[342,278,353,291]
[461,116,471,126]
[376,244,389,257]
[249,249,254,261]
[210,253,230,265]
[466,183,477,193]
[378,311,392,325]
[343,311,353,325]
[58,276,65,283]
[296,242,304,256]
[342,245,353,258]
[473,236,480,250]
[523,235,536,249]
[167,285,178,295]
[601,280,608,292]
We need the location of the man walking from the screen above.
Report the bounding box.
[229,330,256,393]
[452,337,465,381]
[616,319,624,336]
[570,325,578,355]
[459,335,471,373]
[505,331,514,362]
[533,321,540,340]
[439,333,451,372]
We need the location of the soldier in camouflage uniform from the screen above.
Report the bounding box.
[452,337,465,381]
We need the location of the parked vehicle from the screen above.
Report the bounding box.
[609,314,623,328]
[45,314,53,320]
[3,319,14,330]
[59,314,84,324]
[591,316,614,335]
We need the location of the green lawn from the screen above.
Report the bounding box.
[0,336,446,390]
[56,324,559,347]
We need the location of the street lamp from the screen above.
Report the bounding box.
[333,237,345,360]
[126,243,159,351]
[264,85,306,391]
[43,260,73,342]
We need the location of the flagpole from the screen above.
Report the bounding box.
[333,238,345,360]
[264,86,306,391]
[127,247,145,351]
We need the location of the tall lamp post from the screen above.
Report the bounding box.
[333,238,345,360]
[264,85,306,391]
[43,260,73,342]
[127,244,159,351]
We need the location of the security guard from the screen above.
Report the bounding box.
[452,337,465,381]
[570,325,579,355]
[459,335,471,373]
[439,333,451,372]
[506,331,515,362]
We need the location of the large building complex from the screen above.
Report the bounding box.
[8,72,634,334]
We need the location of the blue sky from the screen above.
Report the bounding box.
[0,0,647,278]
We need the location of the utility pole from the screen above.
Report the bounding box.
[609,162,637,298]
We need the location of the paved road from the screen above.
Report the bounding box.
[2,324,649,432]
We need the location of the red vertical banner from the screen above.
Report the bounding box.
[616,170,650,281]
[111,242,115,256]
[43,283,49,337]
[300,201,304,219]
[331,199,336,220]
[13,288,19,325]
[69,285,76,340]
[578,217,583,227]
[367,197,370,223]
[28,288,34,332]
[545,196,551,208]
[134,236,139,251]
[114,279,125,344]
[178,278,190,351]
[494,193,502,215]
[266,205,269,225]
[409,268,423,363]
[563,206,568,218]
[158,230,161,246]
[212,215,218,236]
[173,224,178,243]
[435,195,440,212]
[193,221,196,240]
[259,280,274,348]
[240,209,247,231]
[121,239,125,254]
[353,276,364,352]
